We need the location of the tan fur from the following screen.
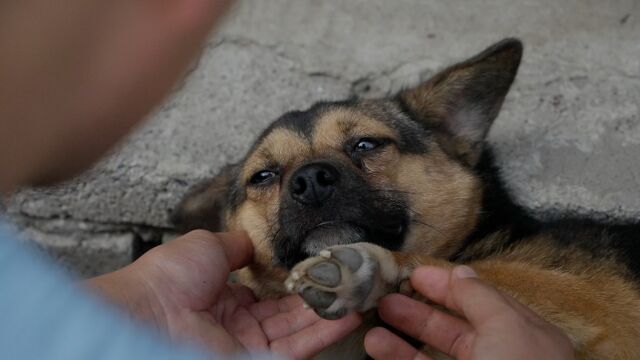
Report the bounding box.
[394,148,482,257]
[312,108,399,152]
[229,200,288,298]
[241,128,312,185]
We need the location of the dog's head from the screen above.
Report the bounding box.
[172,38,522,295]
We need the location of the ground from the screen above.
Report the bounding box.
[3,0,639,277]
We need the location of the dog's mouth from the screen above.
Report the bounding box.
[300,221,366,255]
[276,218,406,269]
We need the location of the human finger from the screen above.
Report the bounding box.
[377,294,473,357]
[448,266,524,326]
[176,230,254,272]
[260,303,323,341]
[222,305,269,352]
[209,231,255,271]
[411,266,543,324]
[176,312,246,355]
[411,266,515,326]
[364,327,433,360]
[228,284,257,308]
[249,295,305,321]
[270,313,362,360]
[408,266,451,305]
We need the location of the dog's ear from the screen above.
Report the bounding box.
[398,38,522,166]
[170,164,238,233]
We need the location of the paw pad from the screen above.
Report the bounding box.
[331,247,363,272]
[307,261,341,287]
[285,244,380,320]
[301,287,337,308]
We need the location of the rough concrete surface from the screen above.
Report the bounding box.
[3,0,640,276]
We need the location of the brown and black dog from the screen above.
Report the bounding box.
[172,38,640,359]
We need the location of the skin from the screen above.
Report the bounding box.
[364,266,575,360]
[0,0,575,359]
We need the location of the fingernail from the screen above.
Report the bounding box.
[453,265,477,279]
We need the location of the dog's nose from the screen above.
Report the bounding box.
[290,162,340,206]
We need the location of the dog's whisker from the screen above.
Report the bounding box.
[406,208,450,240]
[410,218,450,239]
[368,189,423,196]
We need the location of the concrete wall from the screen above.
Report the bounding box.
[4,0,639,277]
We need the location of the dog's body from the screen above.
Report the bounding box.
[173,39,640,359]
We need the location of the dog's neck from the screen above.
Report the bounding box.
[450,147,542,261]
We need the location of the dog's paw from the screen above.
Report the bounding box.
[284,243,401,320]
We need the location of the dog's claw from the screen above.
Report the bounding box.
[285,279,294,292]
[319,249,332,258]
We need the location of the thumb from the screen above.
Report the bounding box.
[208,231,255,271]
[172,230,254,272]
[448,265,514,327]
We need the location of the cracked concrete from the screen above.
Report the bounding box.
[3,0,640,276]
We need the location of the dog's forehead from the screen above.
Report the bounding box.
[261,100,368,141]
[250,100,428,158]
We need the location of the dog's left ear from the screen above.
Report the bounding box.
[170,164,238,233]
[398,38,522,166]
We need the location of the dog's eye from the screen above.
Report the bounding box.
[249,170,278,185]
[354,138,382,152]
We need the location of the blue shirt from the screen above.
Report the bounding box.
[0,222,270,360]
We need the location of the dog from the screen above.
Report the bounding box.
[171,38,640,359]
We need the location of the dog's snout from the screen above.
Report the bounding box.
[290,162,340,206]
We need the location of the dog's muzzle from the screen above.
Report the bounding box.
[301,222,364,255]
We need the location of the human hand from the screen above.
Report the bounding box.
[89,230,361,359]
[364,265,574,360]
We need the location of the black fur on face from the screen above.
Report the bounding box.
[273,157,410,269]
